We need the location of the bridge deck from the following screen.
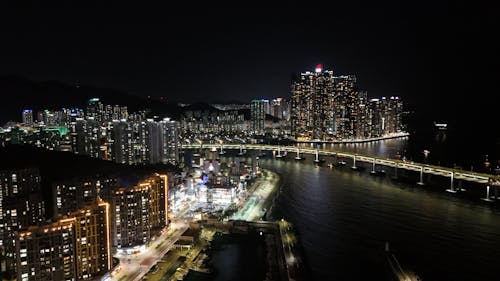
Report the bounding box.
[181,143,500,186]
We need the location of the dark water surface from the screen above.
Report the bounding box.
[207,233,266,281]
[261,136,500,280]
[298,126,500,172]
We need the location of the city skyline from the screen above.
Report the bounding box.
[1,2,494,110]
[1,3,499,281]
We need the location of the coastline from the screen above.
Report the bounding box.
[231,169,280,221]
[295,132,410,144]
[167,168,310,281]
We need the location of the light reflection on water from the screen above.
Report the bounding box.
[255,149,500,281]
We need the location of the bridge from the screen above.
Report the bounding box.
[181,143,500,201]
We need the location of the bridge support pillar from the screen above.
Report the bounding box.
[370,159,376,174]
[294,148,302,160]
[417,166,425,185]
[392,164,398,180]
[314,149,320,163]
[482,185,494,202]
[351,155,357,170]
[238,145,243,156]
[275,146,282,158]
[446,172,457,193]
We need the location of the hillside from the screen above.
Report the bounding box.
[0,75,181,123]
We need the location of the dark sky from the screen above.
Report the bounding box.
[0,2,497,109]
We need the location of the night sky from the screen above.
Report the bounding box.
[0,2,497,112]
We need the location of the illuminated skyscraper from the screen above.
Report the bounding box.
[291,65,403,140]
[0,168,45,279]
[72,202,111,280]
[53,177,117,217]
[291,65,338,140]
[382,96,403,134]
[159,118,178,164]
[331,75,359,140]
[368,98,384,137]
[14,202,111,281]
[21,110,33,126]
[270,98,291,120]
[15,219,76,281]
[250,99,268,135]
[101,174,168,252]
[111,118,178,165]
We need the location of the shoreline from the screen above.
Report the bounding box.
[260,169,281,220]
[186,170,310,280]
[295,132,410,144]
[231,169,280,221]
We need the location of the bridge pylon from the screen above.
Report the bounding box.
[417,166,425,185]
[481,185,494,202]
[446,172,457,193]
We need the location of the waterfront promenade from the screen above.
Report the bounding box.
[232,169,280,221]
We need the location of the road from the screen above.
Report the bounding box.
[110,219,189,281]
[279,220,299,281]
[111,170,279,281]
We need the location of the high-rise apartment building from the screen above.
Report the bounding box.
[270,98,291,120]
[368,98,384,137]
[53,177,117,217]
[14,201,111,281]
[291,65,403,141]
[15,219,76,281]
[367,96,404,137]
[331,75,360,140]
[71,202,111,280]
[179,107,247,138]
[159,118,178,164]
[382,96,404,134]
[21,110,33,126]
[291,65,337,140]
[100,174,168,252]
[0,169,45,278]
[250,99,268,135]
[111,118,178,165]
[1,168,112,280]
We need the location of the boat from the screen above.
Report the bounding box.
[336,161,347,167]
[434,122,447,131]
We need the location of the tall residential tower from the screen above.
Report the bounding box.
[291,65,403,141]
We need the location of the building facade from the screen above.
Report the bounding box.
[0,168,45,279]
[101,174,168,252]
[291,65,404,141]
[14,202,111,281]
[21,110,33,126]
[52,177,117,217]
[250,99,268,135]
